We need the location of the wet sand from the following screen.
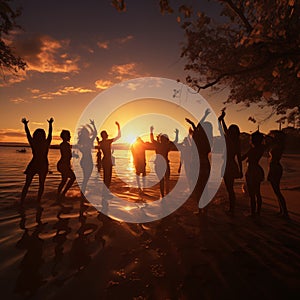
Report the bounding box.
[0,155,300,299]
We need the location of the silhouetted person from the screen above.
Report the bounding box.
[150,126,178,197]
[77,119,97,195]
[98,121,121,189]
[131,137,147,193]
[218,110,243,213]
[266,130,289,218]
[186,109,212,209]
[242,130,265,216]
[21,117,53,206]
[57,130,76,200]
[96,136,102,172]
[177,127,194,191]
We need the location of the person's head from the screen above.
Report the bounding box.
[160,134,169,144]
[251,130,264,146]
[78,126,90,144]
[101,130,108,140]
[60,130,71,142]
[228,124,240,141]
[33,128,46,143]
[136,137,143,143]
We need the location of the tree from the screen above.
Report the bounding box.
[0,0,26,76]
[181,0,300,116]
[113,0,300,117]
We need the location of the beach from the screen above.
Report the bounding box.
[0,147,300,299]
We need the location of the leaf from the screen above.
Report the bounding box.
[263,91,272,99]
[272,68,280,78]
[288,0,295,6]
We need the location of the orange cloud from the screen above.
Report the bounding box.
[94,62,148,90]
[116,35,134,44]
[95,79,114,90]
[110,63,141,81]
[0,129,25,142]
[0,69,27,87]
[11,33,80,74]
[97,41,110,49]
[10,97,27,104]
[31,86,95,100]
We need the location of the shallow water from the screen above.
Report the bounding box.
[0,147,182,207]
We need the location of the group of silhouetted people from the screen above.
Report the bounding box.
[20,111,289,219]
[218,110,289,218]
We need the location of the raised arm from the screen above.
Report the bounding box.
[173,128,179,144]
[218,109,228,135]
[112,121,121,142]
[198,108,211,126]
[22,118,33,146]
[185,118,196,131]
[150,126,156,143]
[47,117,54,143]
[89,119,97,141]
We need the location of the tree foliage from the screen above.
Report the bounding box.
[0,0,26,75]
[113,0,300,116]
[181,0,300,116]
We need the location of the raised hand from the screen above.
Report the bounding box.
[47,117,54,124]
[22,118,29,125]
[204,108,211,116]
[90,119,95,126]
[115,121,120,127]
[174,128,179,135]
[185,118,192,124]
[218,110,225,121]
[150,126,154,132]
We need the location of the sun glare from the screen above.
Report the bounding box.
[123,133,138,145]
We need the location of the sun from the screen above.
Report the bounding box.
[122,133,138,145]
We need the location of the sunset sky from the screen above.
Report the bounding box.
[1,0,281,144]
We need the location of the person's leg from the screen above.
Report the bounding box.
[58,175,67,196]
[21,173,34,204]
[37,172,47,203]
[136,174,141,189]
[142,173,146,191]
[82,165,93,194]
[62,171,76,195]
[224,176,236,212]
[246,179,256,215]
[271,181,288,216]
[255,182,262,216]
[107,165,112,188]
[159,179,165,197]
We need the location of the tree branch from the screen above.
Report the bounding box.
[221,0,253,33]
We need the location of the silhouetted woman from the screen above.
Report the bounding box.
[177,127,194,191]
[131,137,147,193]
[150,126,178,197]
[242,131,265,216]
[98,122,121,189]
[77,120,97,194]
[57,130,76,200]
[21,117,53,205]
[266,130,289,218]
[186,109,212,207]
[218,110,243,213]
